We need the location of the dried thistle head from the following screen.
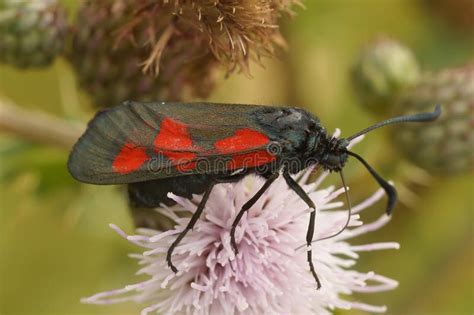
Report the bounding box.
[116,0,301,76]
[68,0,220,106]
[68,0,300,107]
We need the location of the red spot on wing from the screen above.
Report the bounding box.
[161,151,197,161]
[154,117,194,150]
[161,150,197,170]
[214,128,270,153]
[228,150,276,169]
[112,143,149,174]
[154,117,198,171]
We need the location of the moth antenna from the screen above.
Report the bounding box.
[313,170,352,243]
[347,104,441,141]
[346,151,396,215]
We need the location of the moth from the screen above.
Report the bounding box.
[68,101,440,288]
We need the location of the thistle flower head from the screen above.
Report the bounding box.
[69,0,219,106]
[115,0,300,76]
[69,0,299,106]
[83,135,399,314]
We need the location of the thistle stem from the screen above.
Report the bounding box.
[0,99,84,150]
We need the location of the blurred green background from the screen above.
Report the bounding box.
[0,1,472,314]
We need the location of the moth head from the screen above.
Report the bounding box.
[321,138,349,172]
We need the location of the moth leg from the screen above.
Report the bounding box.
[230,172,279,255]
[167,182,215,273]
[283,171,321,289]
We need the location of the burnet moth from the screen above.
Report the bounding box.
[68,101,441,288]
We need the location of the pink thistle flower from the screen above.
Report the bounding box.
[82,135,399,315]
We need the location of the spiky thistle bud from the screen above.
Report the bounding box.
[392,64,474,175]
[0,0,68,68]
[351,37,421,115]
